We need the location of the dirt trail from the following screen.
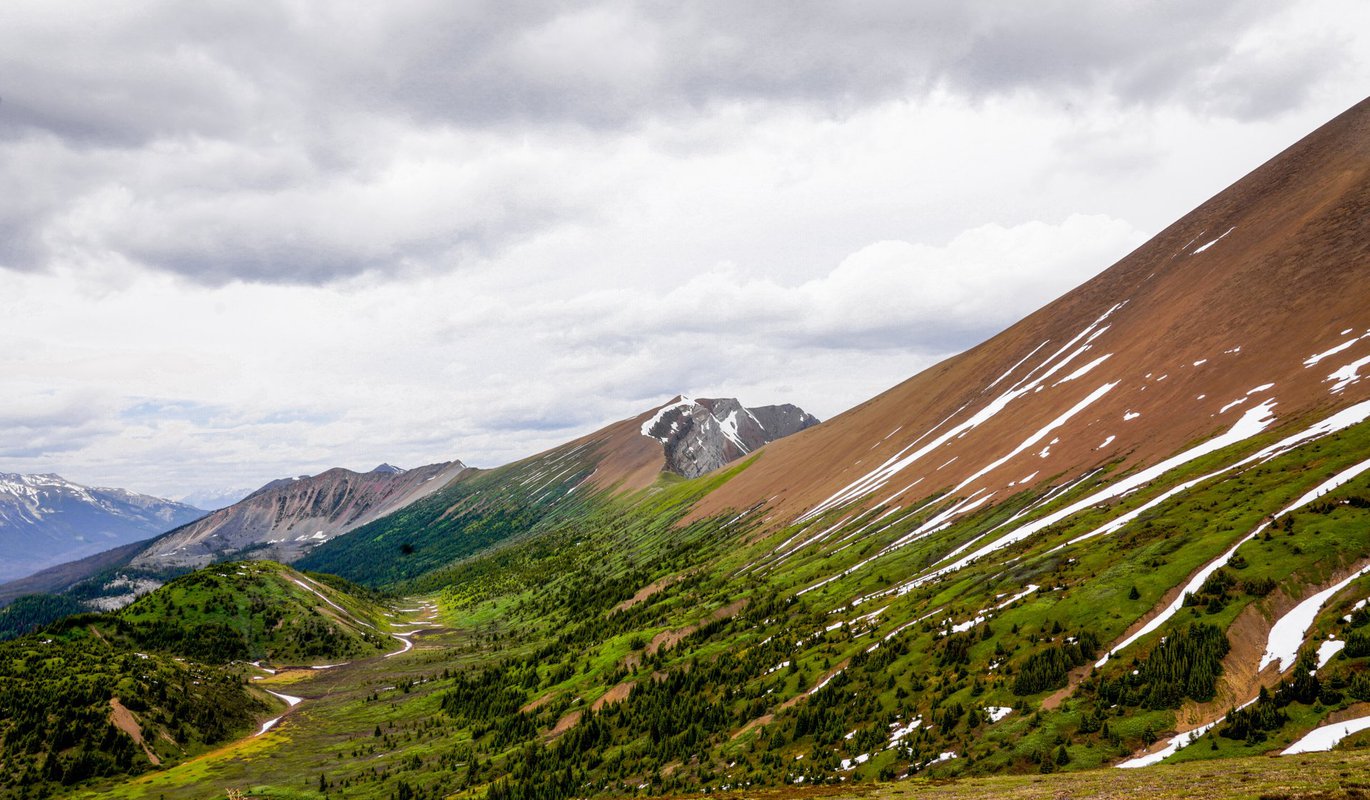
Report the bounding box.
[646,599,747,656]
[731,713,774,740]
[1176,598,1285,727]
[610,575,682,614]
[520,692,556,714]
[550,710,582,737]
[109,697,161,765]
[1041,665,1090,711]
[592,681,634,711]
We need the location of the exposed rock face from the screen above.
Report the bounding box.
[641,397,820,478]
[747,404,823,442]
[0,473,205,582]
[129,461,469,569]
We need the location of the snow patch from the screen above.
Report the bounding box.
[1281,715,1370,755]
[1305,336,1365,367]
[1117,719,1222,768]
[639,397,696,440]
[1328,355,1370,394]
[1191,226,1235,254]
[266,690,303,707]
[1219,397,1249,414]
[1261,564,1370,672]
[1317,639,1346,668]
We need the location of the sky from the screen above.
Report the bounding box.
[1,1,1367,505]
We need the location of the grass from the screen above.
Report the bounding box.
[682,748,1370,799]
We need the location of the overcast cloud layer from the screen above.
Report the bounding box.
[1,0,1367,500]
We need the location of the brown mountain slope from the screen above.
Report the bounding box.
[690,96,1370,526]
[131,461,470,568]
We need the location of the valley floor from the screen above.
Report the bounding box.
[65,593,1370,800]
[64,599,458,800]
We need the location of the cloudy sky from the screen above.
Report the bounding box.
[1,0,1367,504]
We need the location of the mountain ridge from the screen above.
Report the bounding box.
[0,472,205,582]
[128,460,472,570]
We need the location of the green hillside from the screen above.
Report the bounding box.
[0,562,408,797]
[296,445,603,588]
[42,415,1370,800]
[116,561,394,665]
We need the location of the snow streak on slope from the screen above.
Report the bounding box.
[1329,355,1370,394]
[1261,563,1370,673]
[640,397,696,439]
[1282,715,1370,754]
[1098,443,1370,667]
[798,304,1125,523]
[896,399,1278,592]
[947,380,1118,497]
[1304,330,1369,366]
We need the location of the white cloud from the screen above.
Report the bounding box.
[0,1,1366,497]
[0,210,1143,495]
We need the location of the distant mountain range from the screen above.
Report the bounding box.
[0,473,204,582]
[0,395,819,598]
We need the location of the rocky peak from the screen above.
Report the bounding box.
[641,396,820,479]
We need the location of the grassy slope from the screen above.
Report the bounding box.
[295,444,603,588]
[116,561,394,665]
[57,417,1370,800]
[0,562,407,798]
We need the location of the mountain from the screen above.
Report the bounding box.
[690,95,1370,526]
[0,473,205,582]
[115,560,395,664]
[128,461,470,570]
[297,395,817,586]
[280,98,1370,794]
[642,396,820,478]
[0,560,398,789]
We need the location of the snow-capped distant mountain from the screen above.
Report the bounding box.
[640,397,821,478]
[0,473,206,582]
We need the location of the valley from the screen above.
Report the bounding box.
[2,94,1369,800]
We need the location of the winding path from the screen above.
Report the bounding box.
[251,599,440,736]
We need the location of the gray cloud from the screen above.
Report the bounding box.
[0,0,1345,284]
